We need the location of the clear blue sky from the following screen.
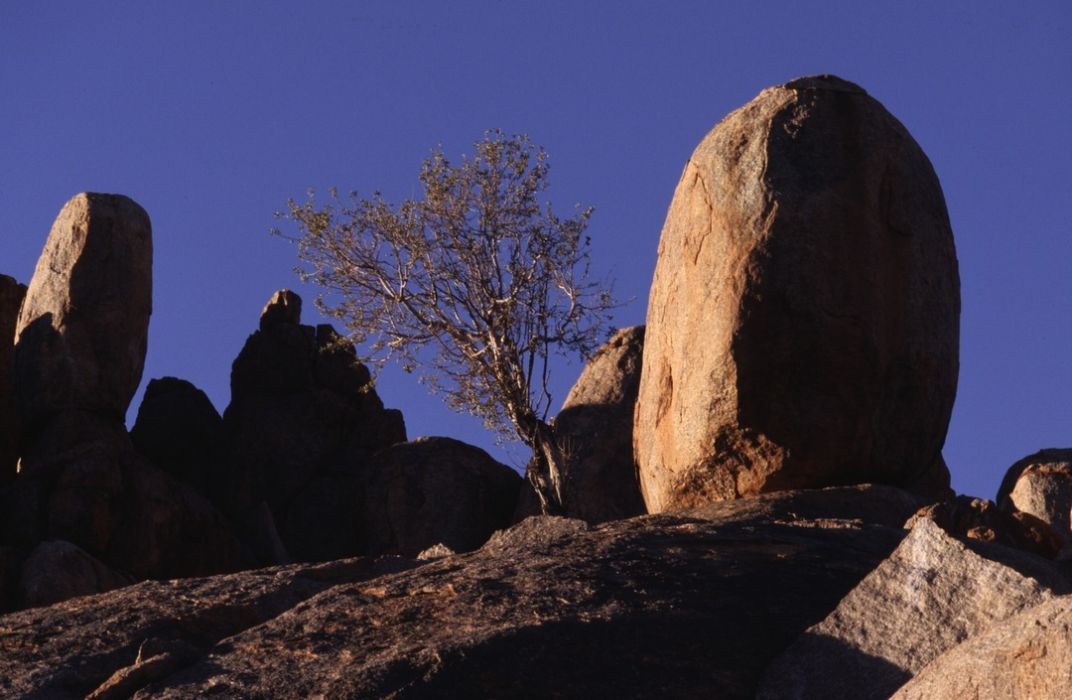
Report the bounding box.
[2,1,1069,500]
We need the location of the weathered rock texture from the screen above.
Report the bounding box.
[997,448,1072,547]
[221,290,406,561]
[757,518,1068,699]
[0,274,26,482]
[635,75,959,512]
[0,485,916,699]
[18,540,133,609]
[0,556,417,699]
[891,595,1072,699]
[907,494,1063,559]
[554,325,647,522]
[14,193,152,429]
[360,436,522,556]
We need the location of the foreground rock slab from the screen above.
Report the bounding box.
[1,485,917,699]
[0,557,415,699]
[635,75,959,511]
[758,518,1068,699]
[126,486,911,698]
[892,594,1072,699]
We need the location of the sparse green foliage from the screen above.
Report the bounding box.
[275,130,616,513]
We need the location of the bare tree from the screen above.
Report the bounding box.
[275,130,616,514]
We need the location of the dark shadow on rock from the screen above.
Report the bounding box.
[12,312,66,437]
[757,634,911,700]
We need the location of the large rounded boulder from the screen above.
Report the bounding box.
[635,75,959,512]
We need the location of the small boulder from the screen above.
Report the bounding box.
[19,540,133,608]
[554,325,646,522]
[996,448,1072,548]
[130,377,224,493]
[360,437,522,556]
[907,494,1063,559]
[14,193,152,429]
[892,595,1072,699]
[635,76,959,511]
[0,275,26,482]
[258,289,302,330]
[758,518,1067,700]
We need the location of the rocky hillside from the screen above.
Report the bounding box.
[2,75,1070,698]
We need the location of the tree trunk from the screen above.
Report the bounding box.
[525,419,568,516]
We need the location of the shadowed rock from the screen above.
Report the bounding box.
[222,290,406,561]
[360,436,522,556]
[18,540,134,609]
[5,411,251,583]
[635,75,959,512]
[0,275,26,482]
[130,377,224,493]
[554,325,647,522]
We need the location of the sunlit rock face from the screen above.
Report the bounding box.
[14,193,152,429]
[635,75,959,512]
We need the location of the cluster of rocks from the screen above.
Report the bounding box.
[0,195,524,613]
[2,75,1071,697]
